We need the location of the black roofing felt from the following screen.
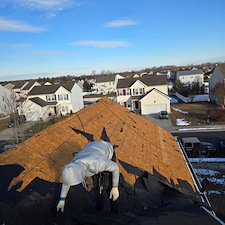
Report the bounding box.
[28,82,75,95]
[0,163,222,225]
[117,75,167,89]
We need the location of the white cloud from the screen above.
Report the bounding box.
[104,19,140,27]
[22,51,82,55]
[0,17,46,32]
[69,40,131,48]
[5,0,75,11]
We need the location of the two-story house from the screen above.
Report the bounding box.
[92,74,124,94]
[209,63,225,105]
[21,82,83,121]
[116,75,170,115]
[176,69,204,87]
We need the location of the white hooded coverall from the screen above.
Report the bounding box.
[57,141,119,212]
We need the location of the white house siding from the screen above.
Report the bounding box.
[0,85,13,116]
[209,66,224,91]
[21,99,50,121]
[93,74,124,94]
[179,74,203,85]
[70,83,84,113]
[140,90,170,115]
[177,70,204,86]
[145,84,168,95]
[55,86,72,115]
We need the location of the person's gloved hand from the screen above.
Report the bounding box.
[57,200,65,213]
[109,187,119,201]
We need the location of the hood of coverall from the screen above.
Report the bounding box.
[96,141,114,160]
[62,161,85,186]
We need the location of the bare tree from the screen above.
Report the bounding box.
[0,92,27,143]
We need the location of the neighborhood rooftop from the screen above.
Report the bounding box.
[117,75,167,88]
[28,82,76,95]
[177,69,203,75]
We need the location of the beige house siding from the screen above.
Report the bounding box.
[140,89,170,115]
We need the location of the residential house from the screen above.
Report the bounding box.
[116,75,170,114]
[20,80,41,97]
[209,63,225,104]
[4,80,40,98]
[176,69,204,87]
[92,74,124,94]
[22,82,83,121]
[0,97,223,224]
[0,84,13,116]
[4,80,29,98]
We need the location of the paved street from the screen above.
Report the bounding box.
[0,121,36,141]
[142,114,225,133]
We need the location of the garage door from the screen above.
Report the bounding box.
[142,104,167,115]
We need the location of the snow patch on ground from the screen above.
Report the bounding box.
[194,168,220,176]
[176,118,191,126]
[172,107,189,114]
[189,158,225,163]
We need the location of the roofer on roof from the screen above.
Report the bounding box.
[57,141,120,213]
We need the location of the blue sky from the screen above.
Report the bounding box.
[0,0,225,82]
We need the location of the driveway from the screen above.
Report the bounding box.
[142,113,174,132]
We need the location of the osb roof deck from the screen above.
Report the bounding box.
[0,97,195,192]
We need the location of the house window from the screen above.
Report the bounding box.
[62,105,69,112]
[119,89,123,96]
[134,88,143,95]
[46,94,56,102]
[58,94,69,101]
[126,89,130,95]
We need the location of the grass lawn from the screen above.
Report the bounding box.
[170,102,225,126]
[0,117,10,132]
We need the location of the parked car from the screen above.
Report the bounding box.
[159,111,169,119]
[7,115,26,128]
[199,142,216,157]
[181,137,200,154]
[181,137,216,157]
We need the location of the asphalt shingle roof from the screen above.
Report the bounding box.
[28,82,75,95]
[177,69,203,76]
[29,97,57,106]
[22,80,37,91]
[117,75,167,88]
[95,74,116,83]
